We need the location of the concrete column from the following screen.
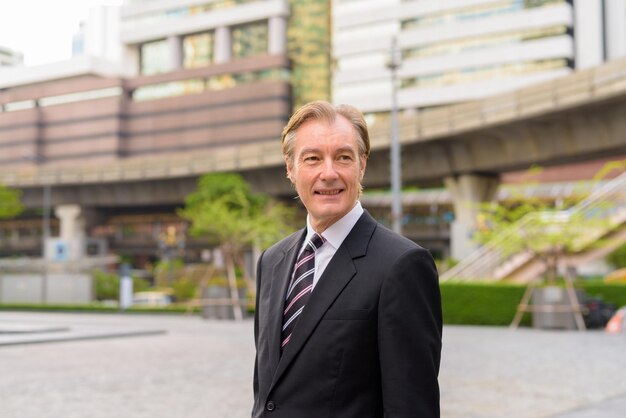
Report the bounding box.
[54,204,86,261]
[268,16,287,55]
[573,0,604,69]
[122,45,140,76]
[167,35,183,71]
[444,174,500,261]
[605,0,626,60]
[214,26,232,64]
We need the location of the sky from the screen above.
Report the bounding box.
[0,0,122,67]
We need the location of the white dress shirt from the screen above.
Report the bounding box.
[299,201,364,289]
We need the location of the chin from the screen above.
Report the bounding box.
[318,206,349,220]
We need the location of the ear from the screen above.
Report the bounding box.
[285,157,295,184]
[359,155,367,180]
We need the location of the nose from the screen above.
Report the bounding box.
[320,159,339,181]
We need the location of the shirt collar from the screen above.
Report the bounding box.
[305,201,364,250]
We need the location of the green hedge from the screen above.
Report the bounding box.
[440,281,626,326]
[441,282,527,326]
[3,281,626,325]
[579,280,626,308]
[93,270,150,300]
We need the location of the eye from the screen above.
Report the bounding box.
[338,154,353,162]
[303,155,320,164]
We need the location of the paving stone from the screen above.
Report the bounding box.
[1,312,625,418]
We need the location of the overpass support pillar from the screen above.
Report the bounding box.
[214,27,232,64]
[269,16,287,55]
[444,174,500,261]
[167,35,183,71]
[54,204,86,261]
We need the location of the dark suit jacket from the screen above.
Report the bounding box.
[253,211,442,418]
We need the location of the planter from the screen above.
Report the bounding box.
[531,286,584,330]
[200,285,247,320]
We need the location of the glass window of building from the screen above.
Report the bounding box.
[232,20,269,59]
[134,80,205,101]
[401,0,566,30]
[288,0,332,108]
[184,32,214,68]
[207,74,238,90]
[140,40,170,75]
[403,25,569,60]
[400,58,569,90]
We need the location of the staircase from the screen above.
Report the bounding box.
[440,170,626,282]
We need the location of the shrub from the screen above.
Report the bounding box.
[439,280,626,326]
[440,282,527,326]
[171,277,197,302]
[153,258,185,288]
[94,270,120,300]
[93,270,150,300]
[607,243,626,269]
[580,279,626,308]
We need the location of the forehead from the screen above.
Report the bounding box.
[294,115,357,151]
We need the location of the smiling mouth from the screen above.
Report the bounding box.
[316,189,342,195]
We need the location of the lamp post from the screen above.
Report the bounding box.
[387,36,403,235]
[41,182,51,303]
[23,153,51,303]
[42,184,51,250]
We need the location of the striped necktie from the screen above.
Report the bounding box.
[281,233,325,352]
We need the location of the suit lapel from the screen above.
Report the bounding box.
[271,211,377,388]
[266,229,305,374]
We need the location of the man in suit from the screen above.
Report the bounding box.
[253,101,442,418]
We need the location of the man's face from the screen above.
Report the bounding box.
[286,116,366,232]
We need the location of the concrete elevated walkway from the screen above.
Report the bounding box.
[2,56,626,198]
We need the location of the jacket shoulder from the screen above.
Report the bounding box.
[367,221,433,267]
[373,221,427,251]
[262,229,303,260]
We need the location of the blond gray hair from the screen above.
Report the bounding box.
[281,100,370,165]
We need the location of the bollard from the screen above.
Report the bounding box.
[119,263,133,310]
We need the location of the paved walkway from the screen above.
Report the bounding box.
[1,311,625,418]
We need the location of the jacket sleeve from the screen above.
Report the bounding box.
[378,247,442,418]
[252,250,265,405]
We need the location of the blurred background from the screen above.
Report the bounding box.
[2,2,626,417]
[0,0,625,326]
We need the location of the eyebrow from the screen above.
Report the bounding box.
[299,146,356,156]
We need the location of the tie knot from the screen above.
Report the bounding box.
[306,233,325,253]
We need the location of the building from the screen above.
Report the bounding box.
[332,0,626,114]
[0,0,333,171]
[0,0,332,267]
[332,0,626,260]
[118,0,331,107]
[72,5,122,63]
[1,0,625,269]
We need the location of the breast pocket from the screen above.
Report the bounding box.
[324,308,371,320]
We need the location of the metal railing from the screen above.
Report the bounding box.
[441,169,626,282]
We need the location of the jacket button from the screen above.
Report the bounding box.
[266,401,276,411]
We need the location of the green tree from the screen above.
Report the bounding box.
[179,173,296,318]
[472,163,625,330]
[474,196,609,330]
[474,197,604,283]
[474,162,622,283]
[607,244,626,269]
[0,184,23,219]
